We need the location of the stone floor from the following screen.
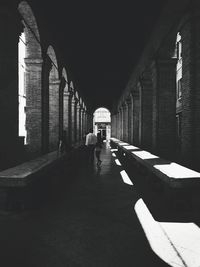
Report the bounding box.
[0,142,170,267]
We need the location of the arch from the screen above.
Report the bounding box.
[47,45,59,82]
[93,107,111,140]
[70,81,74,92]
[58,68,69,141]
[18,1,43,153]
[62,68,68,93]
[94,107,110,114]
[18,1,41,58]
[18,1,40,43]
[75,90,79,100]
[62,67,68,81]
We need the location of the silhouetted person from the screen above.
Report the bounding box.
[97,130,103,144]
[58,131,67,154]
[95,139,102,168]
[85,128,97,164]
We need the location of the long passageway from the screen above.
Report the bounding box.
[0,142,169,267]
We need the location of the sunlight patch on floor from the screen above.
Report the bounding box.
[120,170,133,185]
[134,198,200,267]
[115,159,122,166]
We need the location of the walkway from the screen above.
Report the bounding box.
[0,142,169,267]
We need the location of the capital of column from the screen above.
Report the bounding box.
[126,97,132,107]
[76,103,81,110]
[64,90,73,98]
[24,57,43,71]
[49,79,60,86]
[122,102,127,110]
[130,90,139,99]
[71,96,78,105]
[24,58,43,64]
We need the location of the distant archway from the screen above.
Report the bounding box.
[93,107,111,140]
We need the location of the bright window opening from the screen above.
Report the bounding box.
[18,31,27,144]
[120,170,133,185]
[176,32,182,101]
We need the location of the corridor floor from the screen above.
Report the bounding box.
[0,142,170,267]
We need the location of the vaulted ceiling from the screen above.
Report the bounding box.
[30,0,167,111]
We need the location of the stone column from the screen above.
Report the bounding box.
[71,96,77,144]
[76,103,80,143]
[140,71,153,150]
[63,90,72,145]
[111,113,116,138]
[152,59,176,158]
[49,79,60,151]
[80,107,84,140]
[124,102,129,142]
[132,91,140,146]
[180,15,199,166]
[129,93,134,145]
[116,112,120,139]
[119,107,123,140]
[25,58,43,153]
[127,97,132,144]
[82,109,86,136]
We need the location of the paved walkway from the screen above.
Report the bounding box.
[0,142,169,267]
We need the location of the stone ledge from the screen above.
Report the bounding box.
[110,138,200,189]
[0,151,66,188]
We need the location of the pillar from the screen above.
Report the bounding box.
[71,96,76,144]
[152,59,176,158]
[140,69,153,150]
[76,103,80,142]
[132,91,140,146]
[63,90,72,145]
[126,97,132,144]
[49,79,60,151]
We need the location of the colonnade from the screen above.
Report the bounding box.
[112,1,200,171]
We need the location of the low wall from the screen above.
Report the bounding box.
[110,138,200,219]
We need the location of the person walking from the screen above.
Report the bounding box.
[95,131,102,167]
[95,140,102,168]
[85,128,97,164]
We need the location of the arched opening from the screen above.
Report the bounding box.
[62,68,69,144]
[18,31,27,144]
[93,107,111,141]
[18,1,42,152]
[175,32,182,152]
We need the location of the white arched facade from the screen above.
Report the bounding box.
[93,107,111,140]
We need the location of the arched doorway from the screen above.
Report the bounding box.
[93,108,111,141]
